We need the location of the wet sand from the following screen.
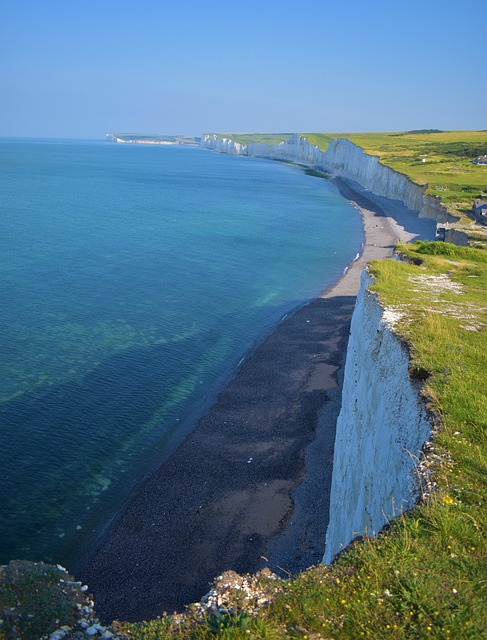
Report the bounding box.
[74,177,437,623]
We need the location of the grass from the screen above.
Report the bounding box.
[0,561,94,639]
[304,168,330,179]
[368,242,487,449]
[115,243,487,639]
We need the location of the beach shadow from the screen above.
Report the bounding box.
[335,177,437,241]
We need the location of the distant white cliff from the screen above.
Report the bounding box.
[323,271,431,563]
[201,134,454,223]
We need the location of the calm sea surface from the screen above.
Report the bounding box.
[0,139,363,565]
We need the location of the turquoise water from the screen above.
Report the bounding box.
[0,139,363,564]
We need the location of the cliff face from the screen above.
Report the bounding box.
[323,271,431,563]
[323,138,425,213]
[201,134,454,222]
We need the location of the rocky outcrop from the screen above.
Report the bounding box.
[201,134,455,223]
[444,229,469,246]
[0,560,125,639]
[322,271,431,563]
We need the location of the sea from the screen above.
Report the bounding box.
[0,138,363,566]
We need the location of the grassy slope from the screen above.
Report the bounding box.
[118,246,486,639]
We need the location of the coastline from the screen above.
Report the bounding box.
[74,176,436,623]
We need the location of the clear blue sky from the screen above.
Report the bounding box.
[1,0,485,138]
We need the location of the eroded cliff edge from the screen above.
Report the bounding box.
[201,133,455,223]
[323,270,431,563]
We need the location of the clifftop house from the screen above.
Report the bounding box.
[472,200,487,224]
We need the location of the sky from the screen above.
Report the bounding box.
[1,0,486,139]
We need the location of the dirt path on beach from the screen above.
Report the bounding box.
[74,177,437,623]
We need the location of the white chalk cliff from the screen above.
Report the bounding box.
[201,134,454,223]
[323,271,431,563]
